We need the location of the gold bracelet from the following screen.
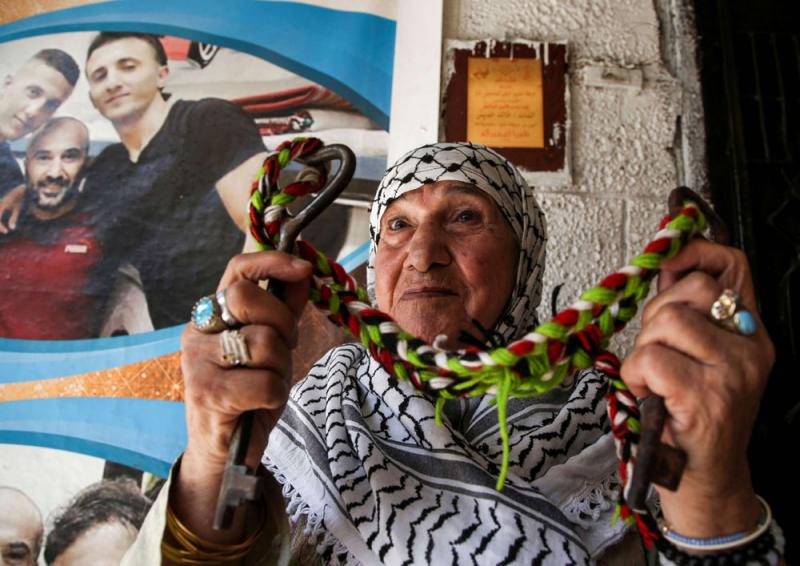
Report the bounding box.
[161,501,267,563]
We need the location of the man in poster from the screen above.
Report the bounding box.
[44,479,150,566]
[0,486,43,566]
[84,32,269,329]
[0,117,119,340]
[0,49,79,229]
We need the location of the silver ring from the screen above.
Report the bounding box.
[710,288,739,322]
[710,288,758,336]
[220,329,251,367]
[191,294,228,333]
[216,289,242,328]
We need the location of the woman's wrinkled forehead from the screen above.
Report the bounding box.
[370,141,538,244]
[370,149,529,246]
[378,181,506,229]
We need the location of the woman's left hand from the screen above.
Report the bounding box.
[620,238,774,537]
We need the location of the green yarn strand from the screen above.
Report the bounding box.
[581,286,619,305]
[495,369,512,491]
[251,190,265,213]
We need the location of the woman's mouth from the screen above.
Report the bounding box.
[401,287,458,300]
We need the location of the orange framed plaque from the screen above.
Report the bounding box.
[445,40,567,174]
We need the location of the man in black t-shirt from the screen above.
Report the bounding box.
[0,49,79,230]
[84,33,268,328]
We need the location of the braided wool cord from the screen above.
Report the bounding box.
[249,138,707,547]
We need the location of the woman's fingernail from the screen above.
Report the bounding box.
[292,258,311,269]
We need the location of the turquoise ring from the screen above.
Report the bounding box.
[710,288,758,336]
[733,309,758,336]
[191,294,228,333]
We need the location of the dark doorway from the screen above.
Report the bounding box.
[694,0,799,555]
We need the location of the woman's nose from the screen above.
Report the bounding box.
[405,222,452,272]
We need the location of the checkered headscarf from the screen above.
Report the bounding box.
[367,142,547,342]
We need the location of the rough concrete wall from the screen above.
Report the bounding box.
[443,0,704,355]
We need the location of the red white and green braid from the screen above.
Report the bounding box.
[249,137,707,547]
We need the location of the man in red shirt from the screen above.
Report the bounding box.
[0,117,116,340]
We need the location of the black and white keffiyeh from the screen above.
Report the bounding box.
[263,143,627,564]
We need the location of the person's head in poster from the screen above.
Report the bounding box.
[85,33,169,148]
[43,479,150,566]
[24,117,89,221]
[0,486,43,566]
[0,50,79,144]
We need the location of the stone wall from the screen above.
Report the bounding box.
[443,0,705,353]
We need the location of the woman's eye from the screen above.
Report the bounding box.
[387,217,408,230]
[455,209,480,223]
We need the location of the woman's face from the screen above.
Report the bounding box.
[374,180,518,348]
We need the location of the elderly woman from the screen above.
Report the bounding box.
[125,143,782,564]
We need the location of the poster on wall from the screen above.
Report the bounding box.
[0,1,440,562]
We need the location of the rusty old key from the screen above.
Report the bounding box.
[626,186,730,511]
[213,144,356,530]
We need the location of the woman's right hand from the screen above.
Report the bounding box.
[181,251,312,471]
[172,251,312,541]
